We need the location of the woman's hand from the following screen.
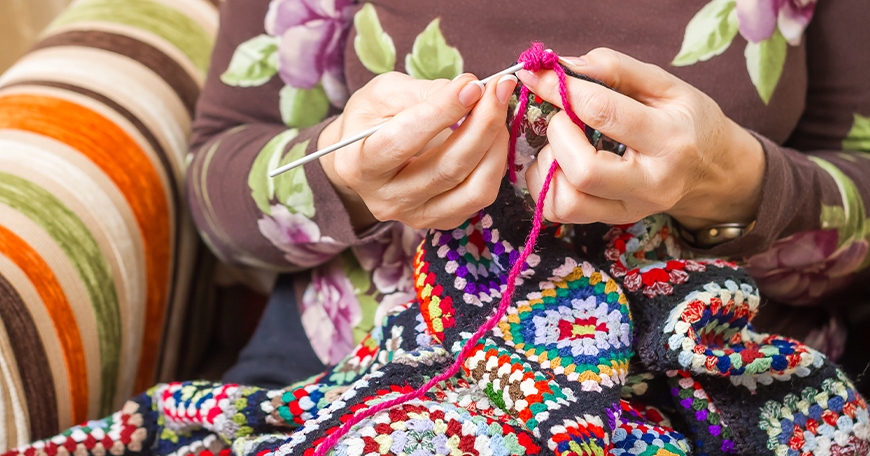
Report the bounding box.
[319,72,517,231]
[519,48,765,230]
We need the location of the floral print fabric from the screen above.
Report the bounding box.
[190,0,870,367]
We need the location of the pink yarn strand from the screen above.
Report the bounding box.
[553,64,587,133]
[312,160,559,456]
[313,43,585,456]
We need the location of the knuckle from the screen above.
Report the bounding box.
[647,181,680,210]
[333,157,362,187]
[582,91,618,132]
[368,204,391,222]
[550,192,576,223]
[467,190,494,212]
[406,219,426,230]
[366,73,391,93]
[568,165,596,191]
[587,47,621,70]
[372,129,411,166]
[420,97,448,119]
[482,185,499,207]
[435,160,468,187]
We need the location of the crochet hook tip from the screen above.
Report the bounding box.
[269,62,528,179]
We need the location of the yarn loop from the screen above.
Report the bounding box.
[517,42,560,72]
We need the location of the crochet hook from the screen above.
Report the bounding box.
[268,63,524,178]
[269,56,571,178]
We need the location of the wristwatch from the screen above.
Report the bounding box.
[676,221,756,248]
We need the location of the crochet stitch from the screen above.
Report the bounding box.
[3,43,869,456]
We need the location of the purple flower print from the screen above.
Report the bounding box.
[354,224,423,324]
[745,229,867,306]
[353,224,423,295]
[804,314,847,361]
[258,204,345,267]
[735,0,817,45]
[301,257,361,364]
[264,0,354,102]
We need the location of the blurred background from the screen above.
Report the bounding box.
[0,0,71,72]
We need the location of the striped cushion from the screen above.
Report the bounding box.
[0,0,217,447]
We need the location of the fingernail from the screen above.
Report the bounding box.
[458,80,484,107]
[516,69,538,87]
[496,75,518,105]
[567,57,587,66]
[452,73,469,82]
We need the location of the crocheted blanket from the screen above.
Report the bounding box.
[5,66,869,456]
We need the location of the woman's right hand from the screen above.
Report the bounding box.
[319,71,517,231]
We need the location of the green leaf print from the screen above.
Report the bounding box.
[248,129,299,215]
[274,140,315,218]
[345,258,372,296]
[673,0,739,67]
[353,3,396,74]
[844,113,870,152]
[405,18,463,80]
[342,251,378,344]
[810,157,866,249]
[220,34,280,87]
[353,295,379,344]
[744,29,787,104]
[279,85,330,128]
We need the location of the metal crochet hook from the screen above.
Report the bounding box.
[269,55,575,178]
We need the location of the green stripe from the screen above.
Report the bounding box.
[49,0,214,73]
[0,172,120,416]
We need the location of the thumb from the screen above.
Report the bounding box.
[363,74,485,169]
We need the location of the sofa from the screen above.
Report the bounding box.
[0,0,219,447]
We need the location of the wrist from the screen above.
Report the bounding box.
[318,116,379,231]
[669,122,765,231]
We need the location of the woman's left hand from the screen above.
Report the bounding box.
[518,48,766,230]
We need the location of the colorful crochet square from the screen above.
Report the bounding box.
[662,280,824,390]
[758,371,870,455]
[497,261,633,393]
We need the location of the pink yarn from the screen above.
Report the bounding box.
[312,43,587,456]
[508,42,586,183]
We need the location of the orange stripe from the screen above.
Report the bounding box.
[0,225,88,424]
[0,94,172,393]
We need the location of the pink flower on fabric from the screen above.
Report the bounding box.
[353,224,423,325]
[804,314,847,361]
[745,229,867,305]
[258,204,345,267]
[736,0,817,45]
[353,224,423,295]
[301,257,361,365]
[264,0,354,98]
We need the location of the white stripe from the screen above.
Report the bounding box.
[0,206,102,419]
[0,334,30,449]
[39,21,206,85]
[0,46,191,171]
[0,256,69,433]
[0,132,147,405]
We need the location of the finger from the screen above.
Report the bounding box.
[527,150,630,225]
[361,74,486,173]
[403,74,515,192]
[517,66,664,149]
[354,72,451,117]
[544,112,641,199]
[417,125,510,230]
[560,48,681,103]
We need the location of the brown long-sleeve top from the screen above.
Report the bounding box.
[188,0,870,366]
